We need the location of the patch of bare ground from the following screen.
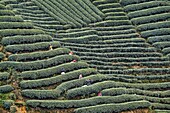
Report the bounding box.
[121,108,153,113]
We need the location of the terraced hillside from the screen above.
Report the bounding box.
[7,0,170,75]
[0,0,170,113]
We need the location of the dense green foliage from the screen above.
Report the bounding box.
[74,101,150,113]
[0,85,14,93]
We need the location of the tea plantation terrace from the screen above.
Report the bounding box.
[0,0,170,113]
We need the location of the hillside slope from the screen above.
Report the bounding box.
[6,0,170,75]
[0,0,170,113]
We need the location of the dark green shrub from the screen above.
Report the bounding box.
[5,41,60,53]
[8,48,70,61]
[0,85,14,93]
[74,101,151,113]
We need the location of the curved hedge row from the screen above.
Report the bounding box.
[105,68,170,75]
[8,48,70,61]
[22,90,59,99]
[5,41,60,53]
[63,42,150,48]
[111,61,170,67]
[127,6,170,19]
[0,22,33,29]
[0,72,9,80]
[0,29,44,37]
[141,28,170,38]
[0,10,15,16]
[74,51,162,58]
[152,103,170,110]
[18,62,89,79]
[74,101,150,113]
[124,1,169,12]
[0,52,4,61]
[20,68,97,89]
[153,42,170,49]
[131,13,170,25]
[55,74,139,96]
[0,85,14,93]
[82,56,168,63]
[148,35,170,43]
[0,4,6,9]
[162,47,170,55]
[57,30,97,38]
[0,16,23,22]
[137,21,170,32]
[93,0,119,6]
[66,81,170,98]
[89,20,131,27]
[26,94,143,108]
[102,88,170,98]
[120,0,155,6]
[66,47,156,53]
[97,29,136,36]
[59,35,99,43]
[0,55,80,71]
[97,3,120,10]
[1,34,52,46]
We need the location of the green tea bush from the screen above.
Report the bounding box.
[0,72,9,80]
[1,34,52,46]
[97,3,120,10]
[141,28,170,38]
[120,0,152,6]
[97,29,136,36]
[18,62,88,79]
[105,12,125,17]
[0,52,4,61]
[137,21,170,32]
[33,0,66,24]
[153,42,170,49]
[127,6,170,19]
[0,16,23,22]
[102,8,123,13]
[162,47,170,55]
[105,16,128,20]
[68,0,96,23]
[0,85,14,93]
[22,90,60,99]
[61,0,91,23]
[20,68,97,89]
[152,103,170,110]
[0,29,44,37]
[60,35,99,43]
[66,81,170,98]
[8,48,70,61]
[26,95,143,109]
[2,100,14,109]
[93,0,118,6]
[124,1,169,12]
[0,10,15,16]
[102,87,170,97]
[0,4,6,9]
[131,13,170,25]
[0,55,79,71]
[5,41,60,53]
[148,35,170,43]
[0,22,33,29]
[82,0,105,18]
[74,51,162,58]
[93,25,135,31]
[90,20,131,27]
[74,101,151,113]
[57,30,97,38]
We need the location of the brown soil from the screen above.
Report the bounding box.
[121,108,151,113]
